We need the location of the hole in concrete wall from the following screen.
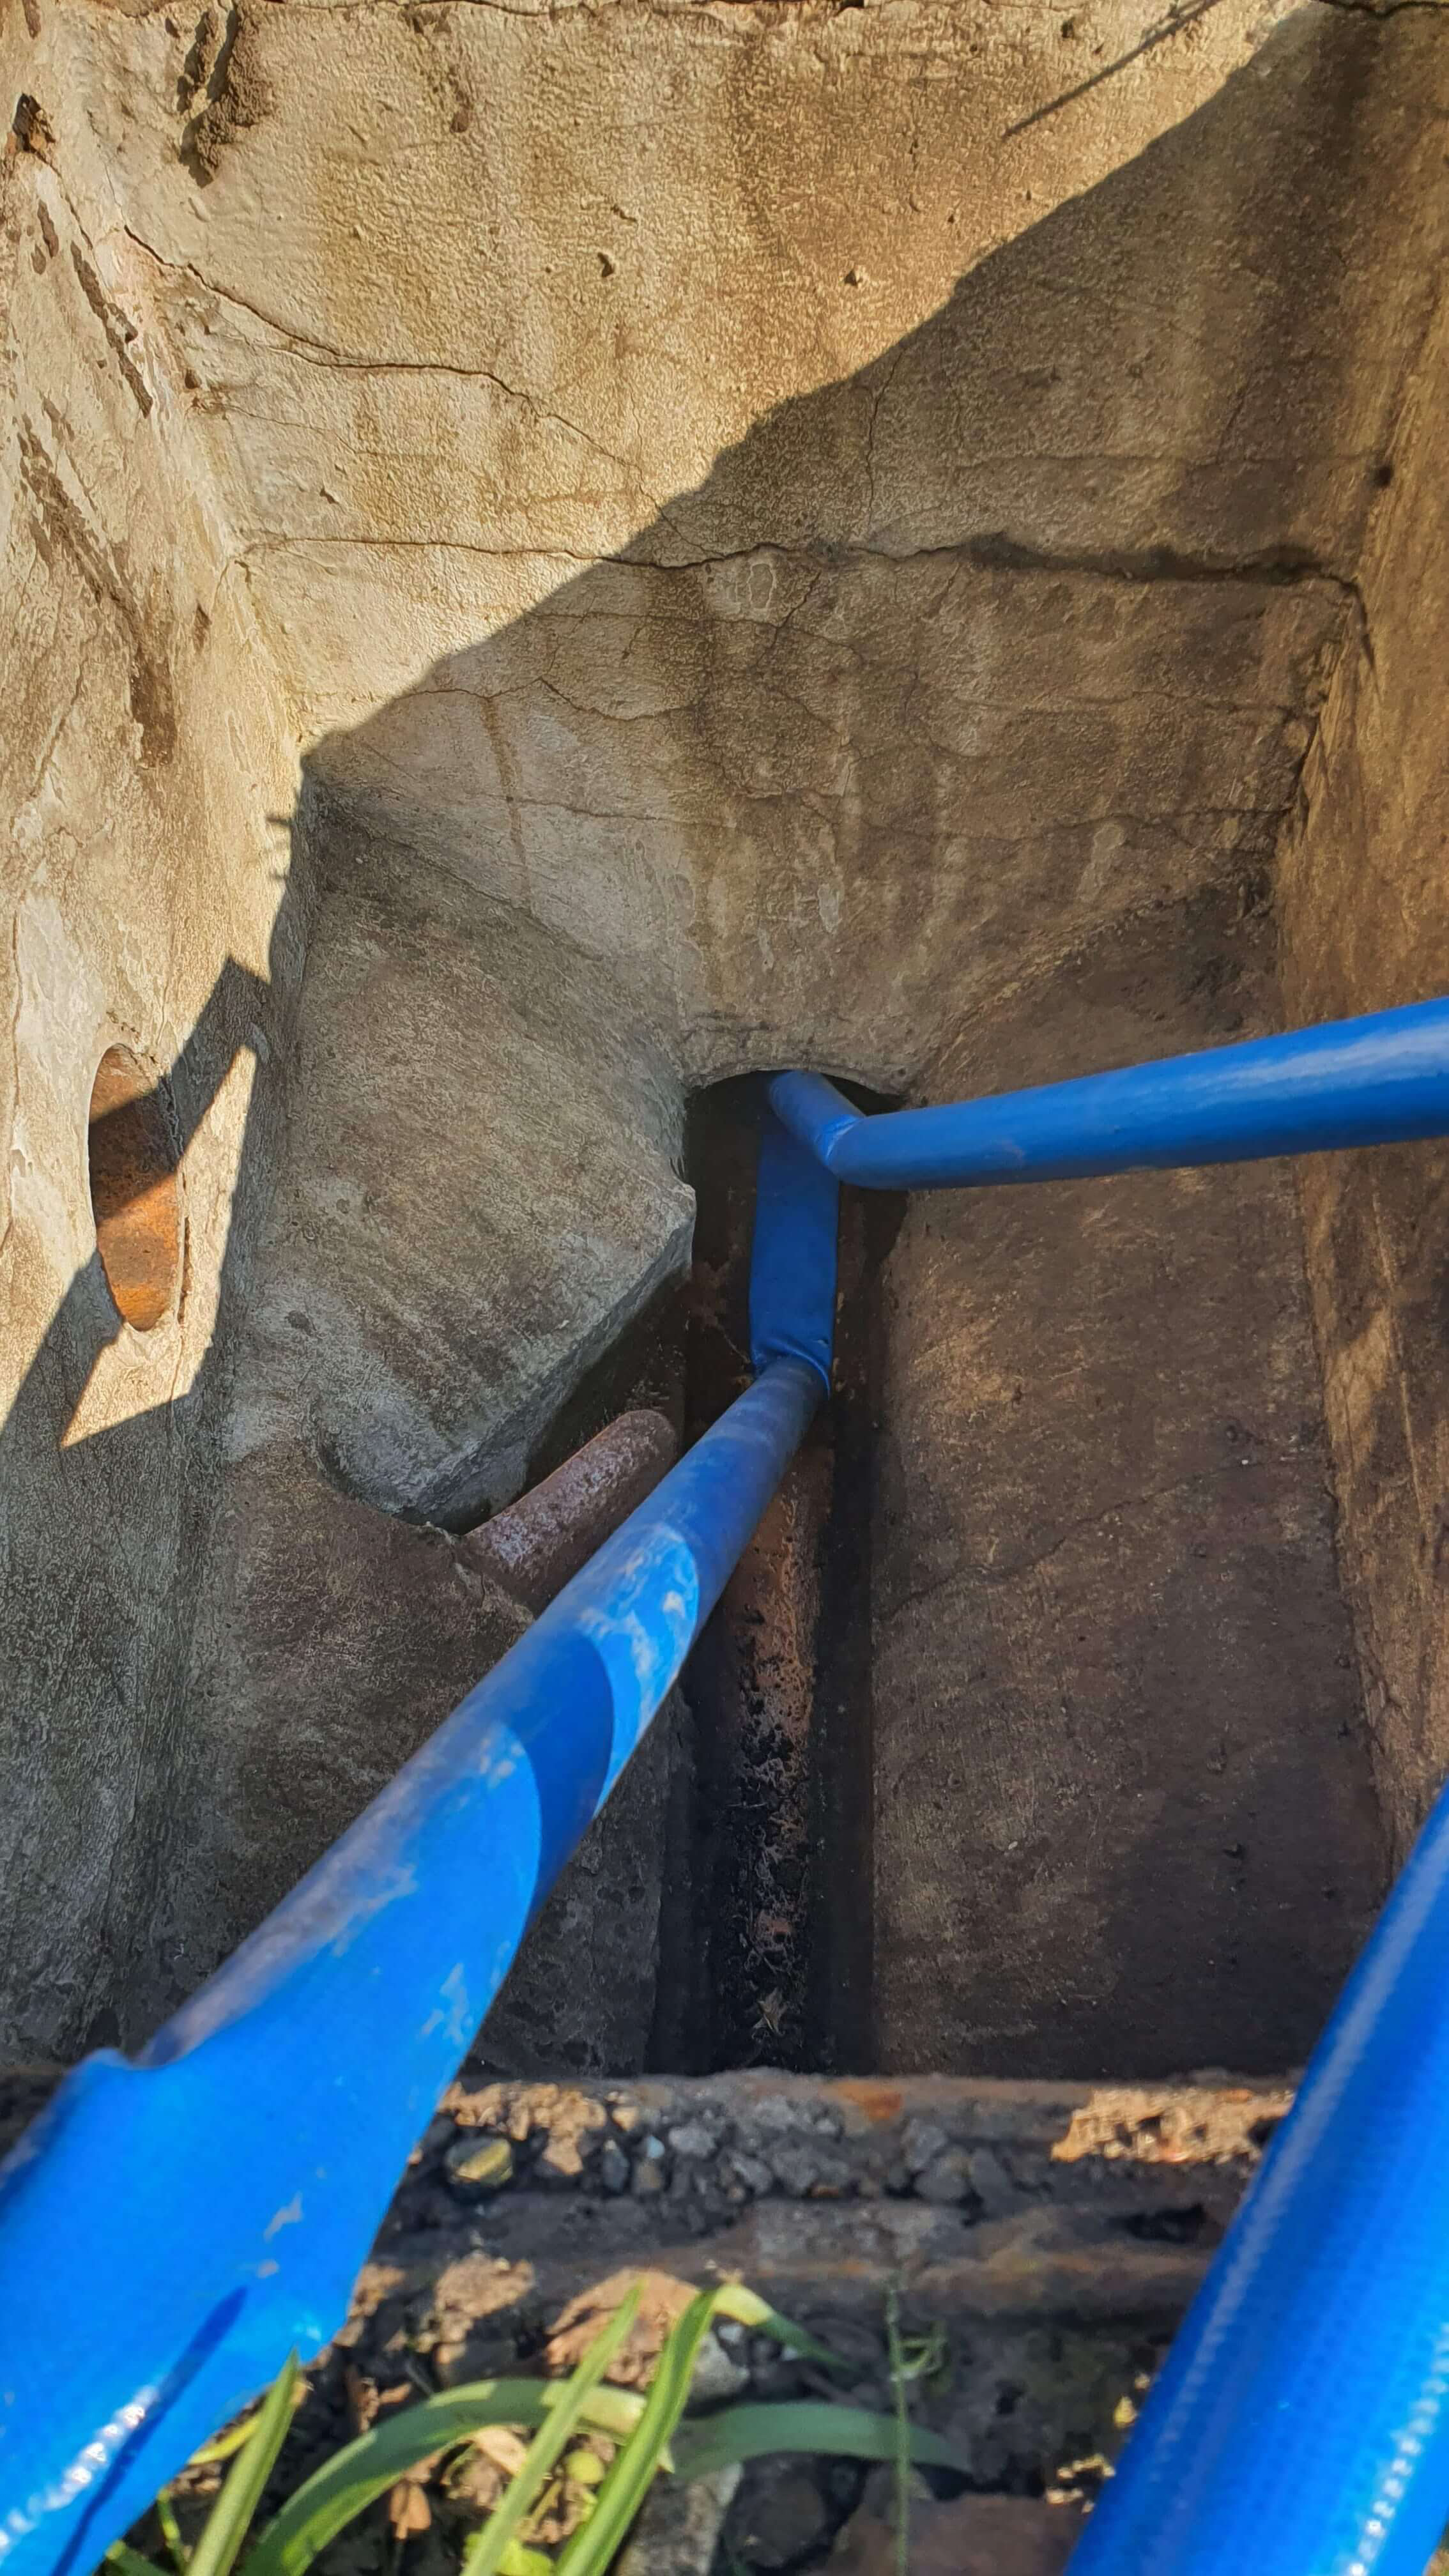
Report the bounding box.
[87,1046,182,1331]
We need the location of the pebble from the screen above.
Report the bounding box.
[751,2094,820,2136]
[733,2461,833,2568]
[632,2135,669,2195]
[769,2140,854,2198]
[689,2334,750,2400]
[668,2120,717,2159]
[916,2147,978,2206]
[444,2134,514,2194]
[598,2138,631,2194]
[965,2145,1015,2206]
[901,2117,950,2173]
[723,2150,774,2197]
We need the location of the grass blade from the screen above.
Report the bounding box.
[156,2490,189,2573]
[463,2285,642,2576]
[188,2357,300,2576]
[886,2280,908,2576]
[241,2382,647,2576]
[190,2385,303,2474]
[546,2386,647,2444]
[554,2289,722,2576]
[670,2401,970,2483]
[107,2545,165,2576]
[710,2284,847,2376]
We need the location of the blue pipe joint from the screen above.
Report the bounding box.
[749,1097,839,1392]
[770,999,1449,1191]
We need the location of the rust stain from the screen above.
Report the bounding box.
[88,1046,181,1331]
[835,2079,906,2126]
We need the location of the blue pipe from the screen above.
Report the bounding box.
[1068,1772,1449,2576]
[0,1110,836,2576]
[770,996,1449,1189]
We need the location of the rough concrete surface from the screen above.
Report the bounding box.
[872,896,1386,2077]
[1278,283,1449,1864]
[3,0,1448,2080]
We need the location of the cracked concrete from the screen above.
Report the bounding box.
[2,0,1447,2072]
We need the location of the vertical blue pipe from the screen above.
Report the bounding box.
[749,1100,839,1388]
[0,1108,838,2576]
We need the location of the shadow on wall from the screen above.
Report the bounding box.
[0,4,1429,2066]
[297,4,1419,1098]
[0,867,314,2063]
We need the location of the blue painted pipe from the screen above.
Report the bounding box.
[0,1112,836,2576]
[1068,1772,1449,2576]
[770,997,1449,1189]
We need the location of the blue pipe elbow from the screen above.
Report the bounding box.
[771,998,1449,1190]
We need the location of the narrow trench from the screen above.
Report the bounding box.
[523,1048,1383,2093]
[650,1079,903,2077]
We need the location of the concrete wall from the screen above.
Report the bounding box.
[1278,284,1449,1861]
[3,0,1446,2064]
[1,40,305,2053]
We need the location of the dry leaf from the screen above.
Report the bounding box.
[388,2480,432,2539]
[546,2269,692,2384]
[470,2426,530,2478]
[343,2366,377,2436]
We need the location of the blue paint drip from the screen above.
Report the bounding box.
[0,1135,836,2573]
[770,997,1449,1189]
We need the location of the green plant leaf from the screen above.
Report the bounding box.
[241,2381,646,2576]
[107,2542,165,2576]
[156,2489,188,2575]
[670,2401,970,2484]
[887,2279,910,2576]
[553,2288,723,2575]
[190,2381,305,2472]
[549,2384,647,2444]
[188,2356,300,2576]
[233,2281,954,2576]
[710,2283,848,2376]
[463,2285,642,2576]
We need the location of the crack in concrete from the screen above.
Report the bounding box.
[237,530,609,568]
[234,525,1363,609]
[119,225,667,507]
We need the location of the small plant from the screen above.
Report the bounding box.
[112,2279,966,2576]
[885,2282,951,2576]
